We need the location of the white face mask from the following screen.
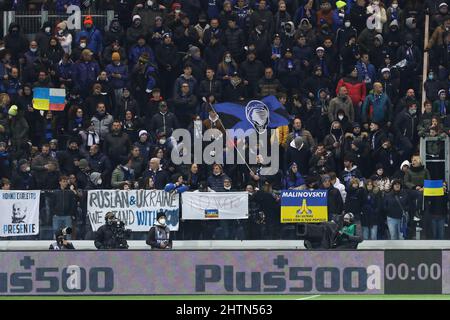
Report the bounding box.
[159,138,166,144]
[45,27,51,33]
[344,21,351,27]
[80,42,87,48]
[148,0,153,6]
[25,166,31,172]
[158,218,166,225]
[30,48,37,52]
[224,185,231,190]
[225,57,232,63]
[338,115,344,120]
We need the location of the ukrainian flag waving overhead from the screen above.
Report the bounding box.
[281,190,328,223]
[423,180,444,196]
[32,88,66,111]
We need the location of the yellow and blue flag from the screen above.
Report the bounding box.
[423,180,444,196]
[281,190,328,223]
[32,87,66,111]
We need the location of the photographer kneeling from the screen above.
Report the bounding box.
[49,227,75,250]
[95,212,130,249]
[146,210,172,249]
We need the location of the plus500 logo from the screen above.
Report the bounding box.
[195,265,382,293]
[0,266,114,293]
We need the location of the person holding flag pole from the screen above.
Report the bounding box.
[423,180,448,239]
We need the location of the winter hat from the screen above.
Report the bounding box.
[336,1,346,9]
[132,15,141,22]
[111,52,121,61]
[157,209,167,220]
[8,105,18,116]
[18,159,29,167]
[381,67,390,74]
[389,19,399,28]
[438,89,446,96]
[316,46,325,52]
[188,45,200,55]
[374,34,383,45]
[400,160,410,170]
[139,130,148,137]
[352,122,361,129]
[439,2,448,8]
[84,15,93,25]
[294,136,304,149]
[78,158,89,170]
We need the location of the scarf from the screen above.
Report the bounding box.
[87,130,100,146]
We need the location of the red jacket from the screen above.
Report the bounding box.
[336,78,366,107]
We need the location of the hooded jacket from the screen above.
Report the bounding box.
[286,140,311,176]
[328,95,354,122]
[4,23,28,61]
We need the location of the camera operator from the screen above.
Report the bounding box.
[49,227,75,250]
[146,210,172,249]
[94,212,130,249]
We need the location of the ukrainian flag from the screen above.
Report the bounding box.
[281,190,328,223]
[423,180,444,196]
[33,88,66,111]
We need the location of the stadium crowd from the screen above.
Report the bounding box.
[0,0,449,241]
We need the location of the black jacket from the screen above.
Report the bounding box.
[50,189,77,217]
[383,189,410,219]
[94,223,128,249]
[199,79,223,101]
[146,224,172,249]
[149,112,179,135]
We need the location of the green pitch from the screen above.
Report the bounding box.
[1,295,450,300]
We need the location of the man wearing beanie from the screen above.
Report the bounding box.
[105,51,129,93]
[75,15,103,55]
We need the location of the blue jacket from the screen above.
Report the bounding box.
[75,27,103,54]
[283,172,305,189]
[57,60,74,80]
[105,63,129,89]
[1,77,21,96]
[361,93,393,124]
[356,61,376,84]
[72,60,100,92]
[128,45,155,68]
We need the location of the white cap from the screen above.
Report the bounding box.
[439,2,448,7]
[316,46,325,52]
[400,160,410,169]
[139,130,148,137]
[381,67,390,73]
[133,15,141,21]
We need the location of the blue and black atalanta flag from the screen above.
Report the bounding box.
[213,96,291,137]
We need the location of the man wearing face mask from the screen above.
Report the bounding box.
[336,18,358,54]
[75,16,103,56]
[393,100,419,161]
[146,210,172,249]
